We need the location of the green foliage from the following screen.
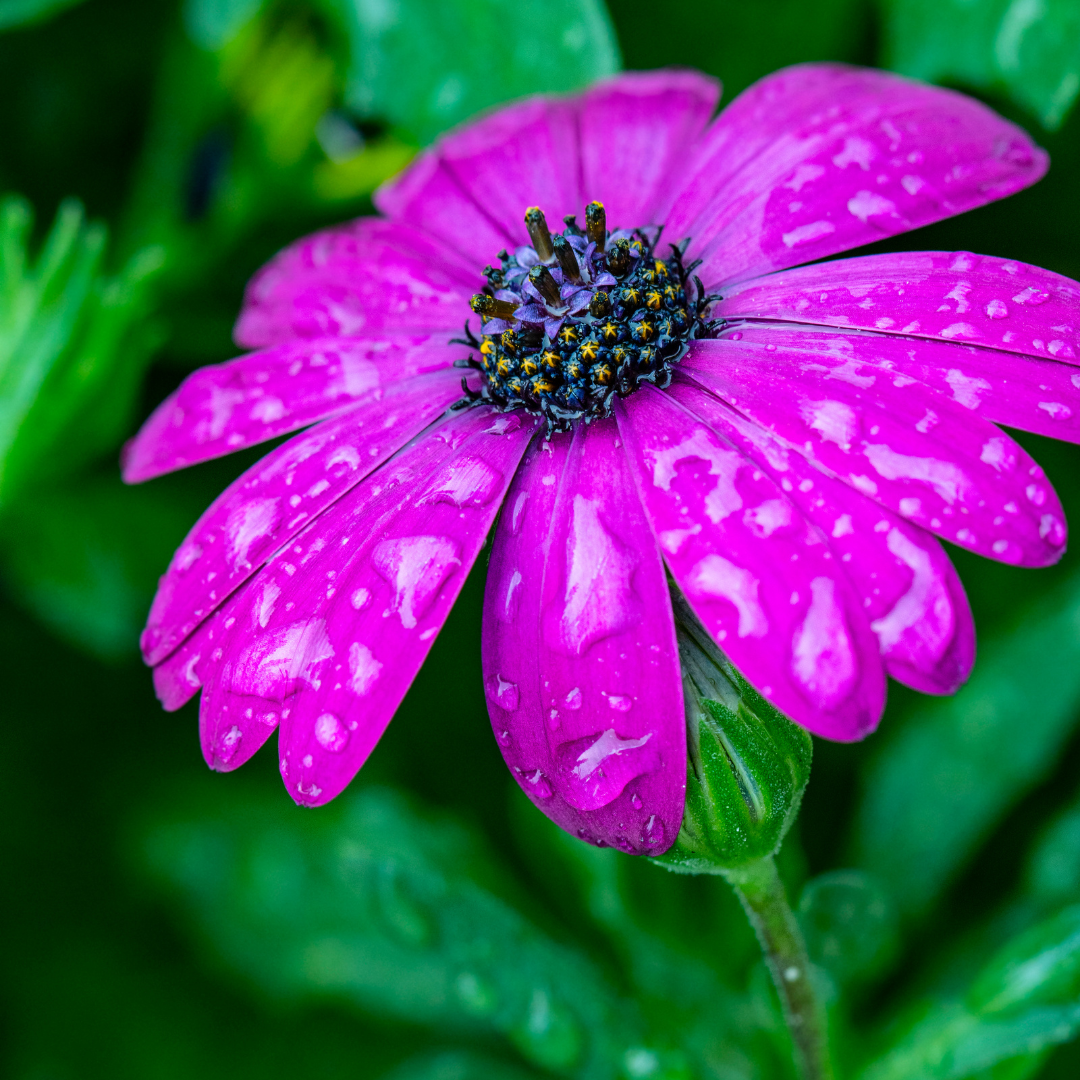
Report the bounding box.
[328,0,621,144]
[851,571,1080,919]
[144,785,658,1079]
[0,196,164,509]
[861,907,1080,1080]
[881,0,1080,130]
[0,0,85,31]
[798,871,899,987]
[0,472,202,659]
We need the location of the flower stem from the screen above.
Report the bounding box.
[723,856,833,1080]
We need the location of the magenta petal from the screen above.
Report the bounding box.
[198,407,536,807]
[487,418,685,853]
[140,371,464,666]
[122,336,462,481]
[618,385,884,741]
[720,321,1080,446]
[373,149,514,267]
[437,97,581,244]
[235,219,480,350]
[718,252,1080,365]
[669,65,1046,288]
[578,70,720,229]
[682,338,1067,568]
[668,379,975,695]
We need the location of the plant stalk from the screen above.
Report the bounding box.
[724,856,833,1080]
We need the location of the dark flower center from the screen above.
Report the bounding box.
[455,201,717,431]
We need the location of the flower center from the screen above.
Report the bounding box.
[456,202,716,430]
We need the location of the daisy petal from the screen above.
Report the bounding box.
[235,219,480,349]
[578,70,720,230]
[198,407,536,806]
[668,379,974,695]
[374,149,514,267]
[721,321,1080,446]
[122,336,462,481]
[436,97,581,244]
[683,338,1067,567]
[140,371,464,666]
[524,418,685,852]
[669,64,1046,288]
[717,252,1080,365]
[618,384,884,741]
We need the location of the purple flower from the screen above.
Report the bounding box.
[124,64,1076,856]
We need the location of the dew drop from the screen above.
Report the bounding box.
[217,725,242,763]
[607,694,633,711]
[641,814,665,849]
[631,793,643,810]
[564,686,582,709]
[496,729,511,747]
[485,672,519,710]
[314,712,349,752]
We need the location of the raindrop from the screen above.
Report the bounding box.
[496,729,511,747]
[641,815,665,849]
[631,793,643,810]
[314,712,349,752]
[217,725,243,763]
[485,673,519,710]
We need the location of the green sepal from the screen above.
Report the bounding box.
[655,592,813,873]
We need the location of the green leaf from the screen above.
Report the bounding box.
[860,907,1080,1079]
[142,784,660,1079]
[0,0,85,32]
[0,473,201,659]
[378,1050,542,1080]
[0,195,164,508]
[851,571,1080,919]
[1024,792,1080,908]
[798,871,899,986]
[881,0,1080,129]
[327,0,621,144]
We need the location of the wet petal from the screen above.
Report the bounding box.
[618,385,884,740]
[578,69,720,230]
[140,370,464,666]
[123,336,462,480]
[717,251,1080,366]
[668,378,975,695]
[197,406,536,806]
[235,219,480,349]
[508,418,685,852]
[374,148,515,267]
[663,64,1046,288]
[682,338,1067,567]
[436,97,581,244]
[719,321,1080,446]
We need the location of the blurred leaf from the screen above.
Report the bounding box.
[851,572,1080,919]
[0,473,200,659]
[881,0,1080,130]
[328,0,621,144]
[0,195,164,507]
[860,907,1080,1079]
[379,1050,542,1080]
[183,0,266,51]
[798,871,899,986]
[1025,791,1080,908]
[143,784,668,1079]
[0,0,85,31]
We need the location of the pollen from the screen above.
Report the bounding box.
[457,201,718,430]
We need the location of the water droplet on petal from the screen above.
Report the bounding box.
[217,725,242,763]
[564,686,582,709]
[485,672,519,711]
[372,535,461,629]
[557,728,660,811]
[496,729,511,747]
[419,456,503,508]
[314,712,349,752]
[608,694,633,711]
[631,793,643,810]
[641,814,665,849]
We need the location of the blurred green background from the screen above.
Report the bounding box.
[5,1,1080,1078]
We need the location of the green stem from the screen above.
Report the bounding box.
[724,856,833,1080]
